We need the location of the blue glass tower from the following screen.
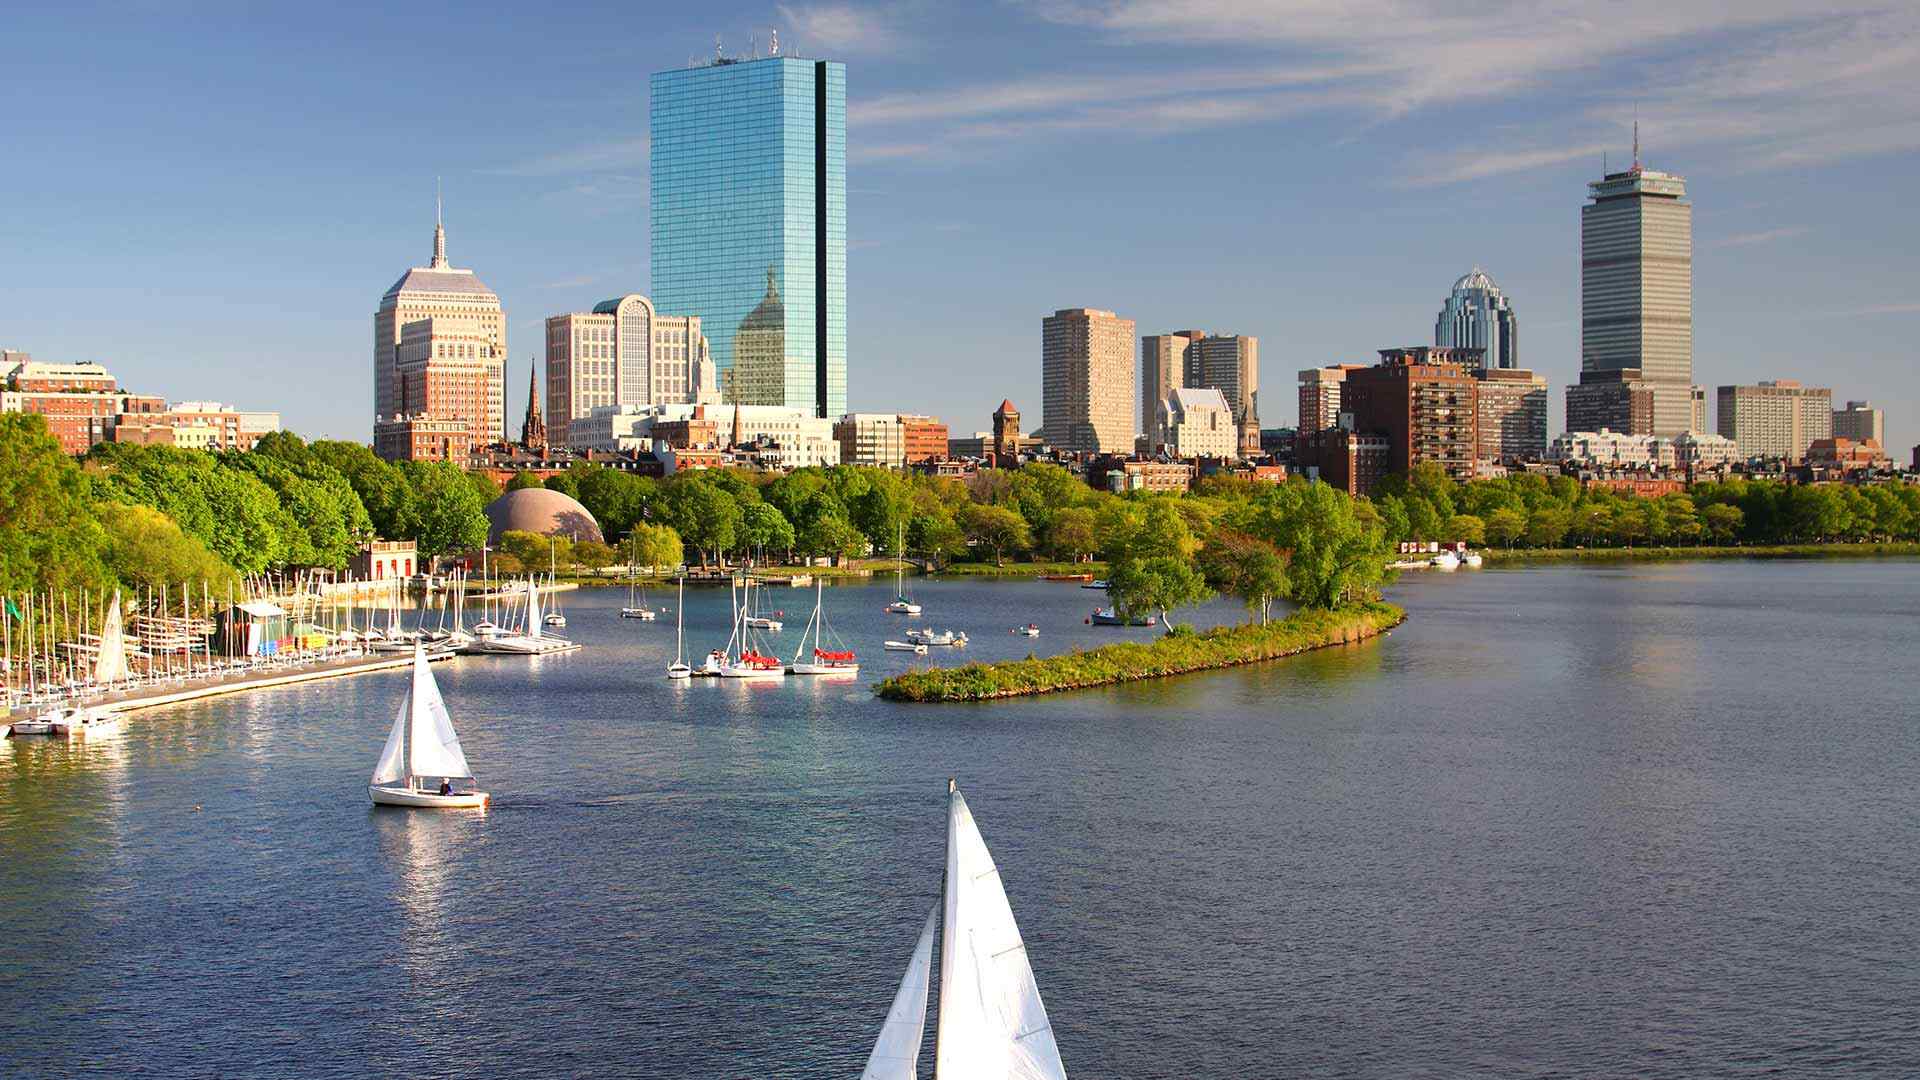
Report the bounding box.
[651,55,846,419]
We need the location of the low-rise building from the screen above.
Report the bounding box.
[6,359,119,393]
[1806,437,1891,473]
[351,540,418,581]
[1105,460,1194,494]
[373,414,474,463]
[1,390,166,455]
[1672,430,1738,469]
[1295,427,1389,497]
[1547,429,1669,469]
[571,402,839,470]
[1158,387,1237,459]
[833,413,950,467]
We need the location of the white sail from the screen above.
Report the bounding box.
[405,646,472,779]
[863,904,938,1080]
[94,590,129,686]
[935,785,1067,1080]
[371,684,410,785]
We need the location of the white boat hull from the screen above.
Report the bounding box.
[791,662,859,676]
[622,608,658,621]
[721,665,786,680]
[369,784,489,808]
[745,618,782,631]
[53,714,123,739]
[885,603,921,615]
[666,663,693,680]
[884,641,928,654]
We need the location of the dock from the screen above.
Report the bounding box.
[6,651,452,720]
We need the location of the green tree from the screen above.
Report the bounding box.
[737,502,796,561]
[405,461,490,560]
[797,502,865,562]
[957,503,1031,566]
[627,522,685,573]
[1249,481,1388,609]
[507,470,545,491]
[1525,507,1572,548]
[1611,505,1649,548]
[1485,507,1527,550]
[1042,506,1098,562]
[660,478,741,565]
[1197,528,1288,623]
[1702,501,1744,544]
[98,503,238,595]
[1449,513,1486,547]
[1108,555,1212,627]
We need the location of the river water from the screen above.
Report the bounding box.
[3,561,1917,1078]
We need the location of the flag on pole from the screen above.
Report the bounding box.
[3,598,20,622]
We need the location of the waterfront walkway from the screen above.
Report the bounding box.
[6,651,448,720]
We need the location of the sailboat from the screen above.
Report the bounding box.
[369,645,488,808]
[744,578,783,631]
[666,576,692,679]
[790,578,857,676]
[860,780,1068,1080]
[721,576,784,679]
[544,541,567,627]
[885,521,922,615]
[623,534,658,620]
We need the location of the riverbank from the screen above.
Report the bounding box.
[932,560,1109,579]
[1482,541,1920,565]
[875,602,1403,702]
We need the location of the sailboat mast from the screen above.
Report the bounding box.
[675,576,686,664]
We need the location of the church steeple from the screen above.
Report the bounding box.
[520,357,547,449]
[431,180,449,269]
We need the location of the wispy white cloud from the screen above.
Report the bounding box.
[1710,226,1809,249]
[778,1,912,55]
[857,1,1920,178]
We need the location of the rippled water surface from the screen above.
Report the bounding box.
[4,563,1919,1077]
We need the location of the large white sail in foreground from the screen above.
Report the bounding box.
[935,784,1066,1080]
[405,646,471,779]
[862,904,938,1080]
[371,685,410,786]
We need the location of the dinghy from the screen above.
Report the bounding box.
[859,780,1068,1080]
[369,646,489,808]
[52,707,122,739]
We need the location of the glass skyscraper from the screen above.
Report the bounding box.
[650,55,846,419]
[1435,268,1518,371]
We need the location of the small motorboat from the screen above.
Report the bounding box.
[622,606,658,621]
[702,650,727,676]
[544,613,567,628]
[1090,607,1157,627]
[1463,551,1484,568]
[745,616,783,632]
[1012,623,1041,638]
[1081,579,1110,589]
[906,628,967,647]
[884,640,929,654]
[52,707,123,739]
[9,706,68,737]
[1431,550,1461,571]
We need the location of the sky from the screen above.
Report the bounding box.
[2,1,1917,450]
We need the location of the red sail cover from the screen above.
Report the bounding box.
[814,649,855,662]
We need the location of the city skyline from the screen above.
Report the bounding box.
[1,3,1916,449]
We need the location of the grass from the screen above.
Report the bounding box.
[1481,541,1920,564]
[932,560,1110,579]
[874,602,1404,702]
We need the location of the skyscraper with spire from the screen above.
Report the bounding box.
[373,198,506,442]
[1577,123,1694,435]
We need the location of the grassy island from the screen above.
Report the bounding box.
[874,602,1404,702]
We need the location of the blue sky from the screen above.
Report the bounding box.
[2,1,1916,449]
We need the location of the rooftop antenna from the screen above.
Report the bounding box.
[715,33,724,62]
[1632,105,1641,170]
[770,27,779,55]
[749,31,756,56]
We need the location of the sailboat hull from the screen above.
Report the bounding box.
[622,608,658,620]
[369,784,489,809]
[791,662,859,676]
[721,666,785,680]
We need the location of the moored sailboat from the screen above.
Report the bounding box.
[369,645,488,808]
[859,780,1068,1079]
[790,578,857,676]
[885,521,921,615]
[666,576,692,679]
[719,576,784,679]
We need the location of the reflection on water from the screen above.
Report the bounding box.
[3,563,1919,1076]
